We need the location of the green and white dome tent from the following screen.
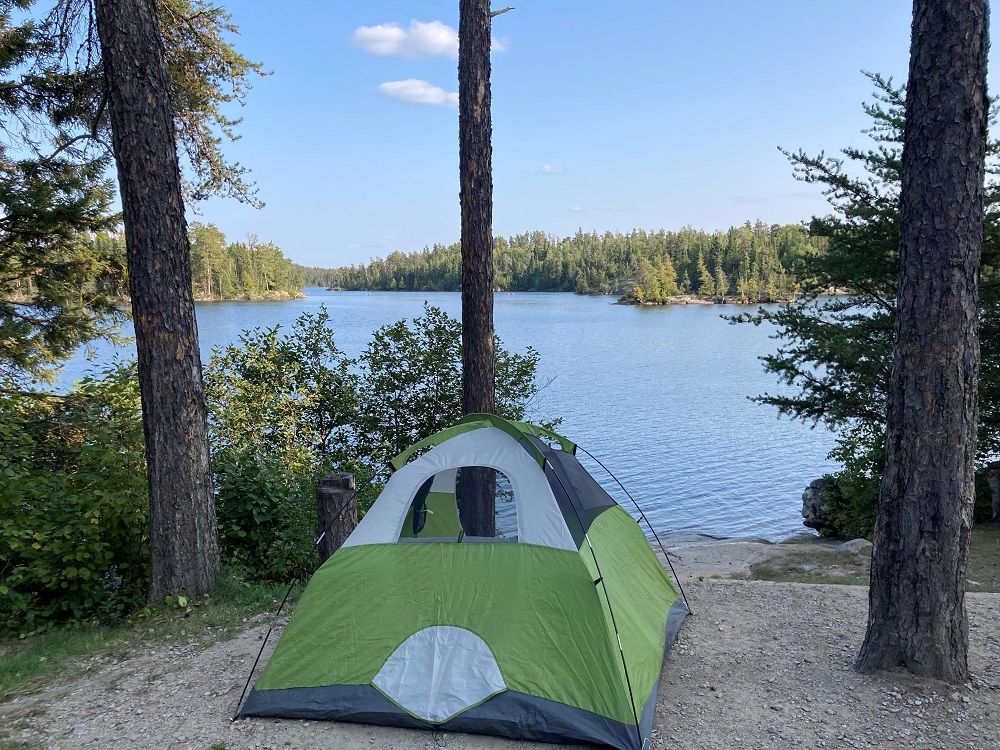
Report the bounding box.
[237,414,689,750]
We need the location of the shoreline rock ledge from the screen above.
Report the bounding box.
[801,477,833,533]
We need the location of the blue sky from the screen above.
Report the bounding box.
[194,1,993,268]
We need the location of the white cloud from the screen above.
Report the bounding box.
[378,79,458,108]
[351,20,508,58]
[525,164,563,174]
[351,20,457,58]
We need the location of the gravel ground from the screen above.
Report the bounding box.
[2,546,1000,750]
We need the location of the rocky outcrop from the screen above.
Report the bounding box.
[801,477,833,532]
[837,538,873,557]
[616,295,717,306]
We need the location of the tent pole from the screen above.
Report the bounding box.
[576,446,694,616]
[547,468,644,750]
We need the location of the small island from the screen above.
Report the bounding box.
[296,221,823,305]
[189,223,304,301]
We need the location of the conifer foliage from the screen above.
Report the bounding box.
[304,222,823,301]
[0,0,265,387]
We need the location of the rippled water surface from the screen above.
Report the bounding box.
[62,290,838,541]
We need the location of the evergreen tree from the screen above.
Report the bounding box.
[714,266,729,300]
[190,222,227,298]
[95,0,219,600]
[657,257,679,298]
[0,0,265,387]
[857,0,987,682]
[695,252,715,296]
[316,224,819,299]
[0,158,124,385]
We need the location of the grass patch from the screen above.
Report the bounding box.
[751,548,870,586]
[0,569,300,702]
[750,525,1000,592]
[967,523,1000,593]
[778,535,820,545]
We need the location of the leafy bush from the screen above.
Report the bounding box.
[212,451,316,579]
[205,308,358,579]
[817,424,994,538]
[0,304,550,632]
[205,309,358,467]
[817,477,878,540]
[813,425,883,539]
[974,470,994,524]
[0,363,148,635]
[205,304,548,580]
[355,304,545,462]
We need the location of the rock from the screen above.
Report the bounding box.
[838,539,873,557]
[801,477,833,531]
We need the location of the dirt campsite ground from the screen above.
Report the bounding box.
[2,540,1000,750]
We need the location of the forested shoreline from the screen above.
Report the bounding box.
[297,221,826,303]
[188,223,303,300]
[5,225,306,307]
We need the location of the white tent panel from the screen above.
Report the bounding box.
[372,625,506,723]
[342,427,576,551]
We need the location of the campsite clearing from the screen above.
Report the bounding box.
[2,540,999,750]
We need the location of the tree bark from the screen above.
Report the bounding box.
[458,0,496,536]
[94,0,220,601]
[856,0,988,682]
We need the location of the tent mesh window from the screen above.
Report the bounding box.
[398,467,518,542]
[455,467,517,540]
[399,467,518,542]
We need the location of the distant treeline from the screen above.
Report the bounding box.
[14,226,305,304]
[189,223,302,300]
[297,222,826,302]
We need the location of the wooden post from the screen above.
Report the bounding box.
[987,461,1000,522]
[317,472,357,564]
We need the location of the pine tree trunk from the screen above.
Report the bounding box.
[94,0,220,601]
[458,0,496,536]
[856,0,987,682]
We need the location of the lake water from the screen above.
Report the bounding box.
[61,289,838,542]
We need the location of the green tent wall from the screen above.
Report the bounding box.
[238,416,688,750]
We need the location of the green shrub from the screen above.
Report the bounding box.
[814,425,882,539]
[0,363,148,635]
[974,469,994,524]
[356,304,546,464]
[817,425,995,538]
[213,450,316,580]
[818,474,879,539]
[0,304,552,634]
[205,308,358,579]
[205,304,548,581]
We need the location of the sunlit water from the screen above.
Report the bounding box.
[60,289,838,541]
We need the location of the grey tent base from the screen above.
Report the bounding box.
[241,686,636,750]
[239,599,689,750]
